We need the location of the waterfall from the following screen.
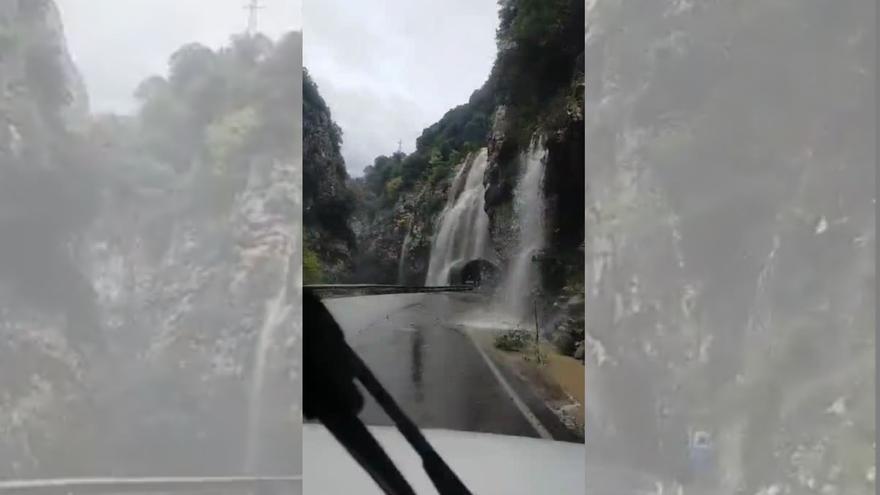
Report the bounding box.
[498,138,548,321]
[425,149,491,285]
[244,257,291,473]
[397,224,413,284]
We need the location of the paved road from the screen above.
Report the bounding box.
[324,293,540,438]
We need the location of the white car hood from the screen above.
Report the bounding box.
[303,424,585,494]
[0,426,585,494]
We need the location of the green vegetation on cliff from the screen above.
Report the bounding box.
[127,32,302,199]
[351,0,585,287]
[582,0,874,489]
[2,28,307,345]
[0,1,102,346]
[360,0,583,203]
[1,6,306,473]
[78,32,305,276]
[302,69,356,282]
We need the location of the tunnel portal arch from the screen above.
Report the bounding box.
[447,258,500,288]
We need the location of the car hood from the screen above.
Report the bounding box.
[0,426,586,494]
[303,423,585,494]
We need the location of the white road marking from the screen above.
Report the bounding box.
[467,331,553,440]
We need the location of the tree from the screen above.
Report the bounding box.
[24,41,71,116]
[303,249,324,285]
[168,43,217,91]
[134,75,169,102]
[385,176,403,200]
[204,106,259,173]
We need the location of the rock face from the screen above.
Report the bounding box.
[0,0,104,475]
[41,0,89,129]
[582,1,874,491]
[483,106,521,266]
[354,0,586,297]
[353,177,448,284]
[0,4,302,478]
[302,70,355,282]
[83,154,301,477]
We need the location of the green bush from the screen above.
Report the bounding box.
[400,152,428,187]
[505,0,571,48]
[428,160,454,184]
[385,176,403,199]
[205,106,258,172]
[303,248,324,284]
[494,328,532,352]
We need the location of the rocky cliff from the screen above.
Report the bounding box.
[351,160,451,285]
[0,0,105,474]
[582,0,874,491]
[302,69,355,282]
[0,5,302,477]
[353,0,585,297]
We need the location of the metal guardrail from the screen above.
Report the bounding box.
[0,476,301,494]
[305,284,474,298]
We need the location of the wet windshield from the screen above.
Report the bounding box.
[0,0,303,488]
[582,1,875,493]
[302,0,588,455]
[1,0,874,493]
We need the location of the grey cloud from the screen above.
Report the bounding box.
[57,0,302,114]
[317,78,429,172]
[305,0,498,176]
[56,0,498,176]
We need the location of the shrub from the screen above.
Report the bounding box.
[494,328,532,352]
[506,0,571,49]
[385,176,403,199]
[428,158,454,184]
[303,248,323,285]
[205,106,258,172]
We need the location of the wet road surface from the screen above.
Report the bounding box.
[323,293,539,438]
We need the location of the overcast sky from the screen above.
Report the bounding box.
[56,1,498,177]
[305,0,499,176]
[57,0,302,114]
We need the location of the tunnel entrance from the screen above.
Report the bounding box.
[448,259,500,288]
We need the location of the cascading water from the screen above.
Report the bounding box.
[244,256,292,473]
[397,224,413,284]
[498,138,548,321]
[425,149,491,285]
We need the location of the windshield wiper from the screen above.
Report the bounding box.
[304,289,472,495]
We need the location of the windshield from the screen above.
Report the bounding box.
[1,0,873,494]
[303,0,587,451]
[306,0,875,494]
[302,0,587,492]
[0,0,303,487]
[581,1,875,493]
